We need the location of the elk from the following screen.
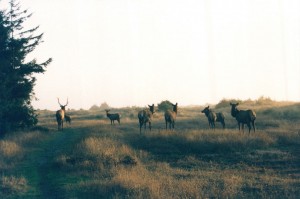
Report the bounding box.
[105,109,121,125]
[65,115,71,124]
[230,102,256,133]
[164,102,178,130]
[138,104,155,134]
[56,98,68,131]
[201,106,225,129]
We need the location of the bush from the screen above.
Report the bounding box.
[99,102,110,110]
[89,105,100,111]
[215,99,242,109]
[157,100,173,112]
[256,96,274,105]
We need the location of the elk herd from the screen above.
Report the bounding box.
[55,99,256,134]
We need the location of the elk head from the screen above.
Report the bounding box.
[148,104,155,114]
[172,103,178,113]
[201,106,210,114]
[58,98,68,110]
[229,102,239,117]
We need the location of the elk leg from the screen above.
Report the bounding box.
[247,123,251,133]
[222,121,225,129]
[252,121,256,132]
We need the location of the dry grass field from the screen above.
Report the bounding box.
[1,99,300,198]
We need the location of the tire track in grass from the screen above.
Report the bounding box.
[37,127,89,199]
[19,127,88,198]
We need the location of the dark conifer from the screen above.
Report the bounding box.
[0,0,52,134]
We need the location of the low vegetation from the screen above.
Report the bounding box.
[0,99,299,198]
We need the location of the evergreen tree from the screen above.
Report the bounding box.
[0,0,52,135]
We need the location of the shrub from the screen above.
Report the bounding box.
[256,96,274,105]
[215,99,242,109]
[157,100,173,112]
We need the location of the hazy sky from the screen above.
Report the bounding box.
[1,0,300,110]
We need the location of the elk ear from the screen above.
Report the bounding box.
[208,106,210,108]
[236,103,239,106]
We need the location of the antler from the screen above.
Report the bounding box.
[58,98,68,106]
[57,98,62,106]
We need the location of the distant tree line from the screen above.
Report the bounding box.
[0,0,52,135]
[215,96,275,109]
[89,102,110,111]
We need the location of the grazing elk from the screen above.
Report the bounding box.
[105,109,121,125]
[65,115,71,124]
[230,102,256,133]
[138,104,155,134]
[164,103,178,130]
[201,106,225,129]
[56,98,68,131]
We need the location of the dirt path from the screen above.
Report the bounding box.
[20,127,87,198]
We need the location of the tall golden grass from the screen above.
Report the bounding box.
[54,127,299,198]
[0,130,47,198]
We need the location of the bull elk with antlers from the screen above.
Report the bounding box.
[56,98,68,131]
